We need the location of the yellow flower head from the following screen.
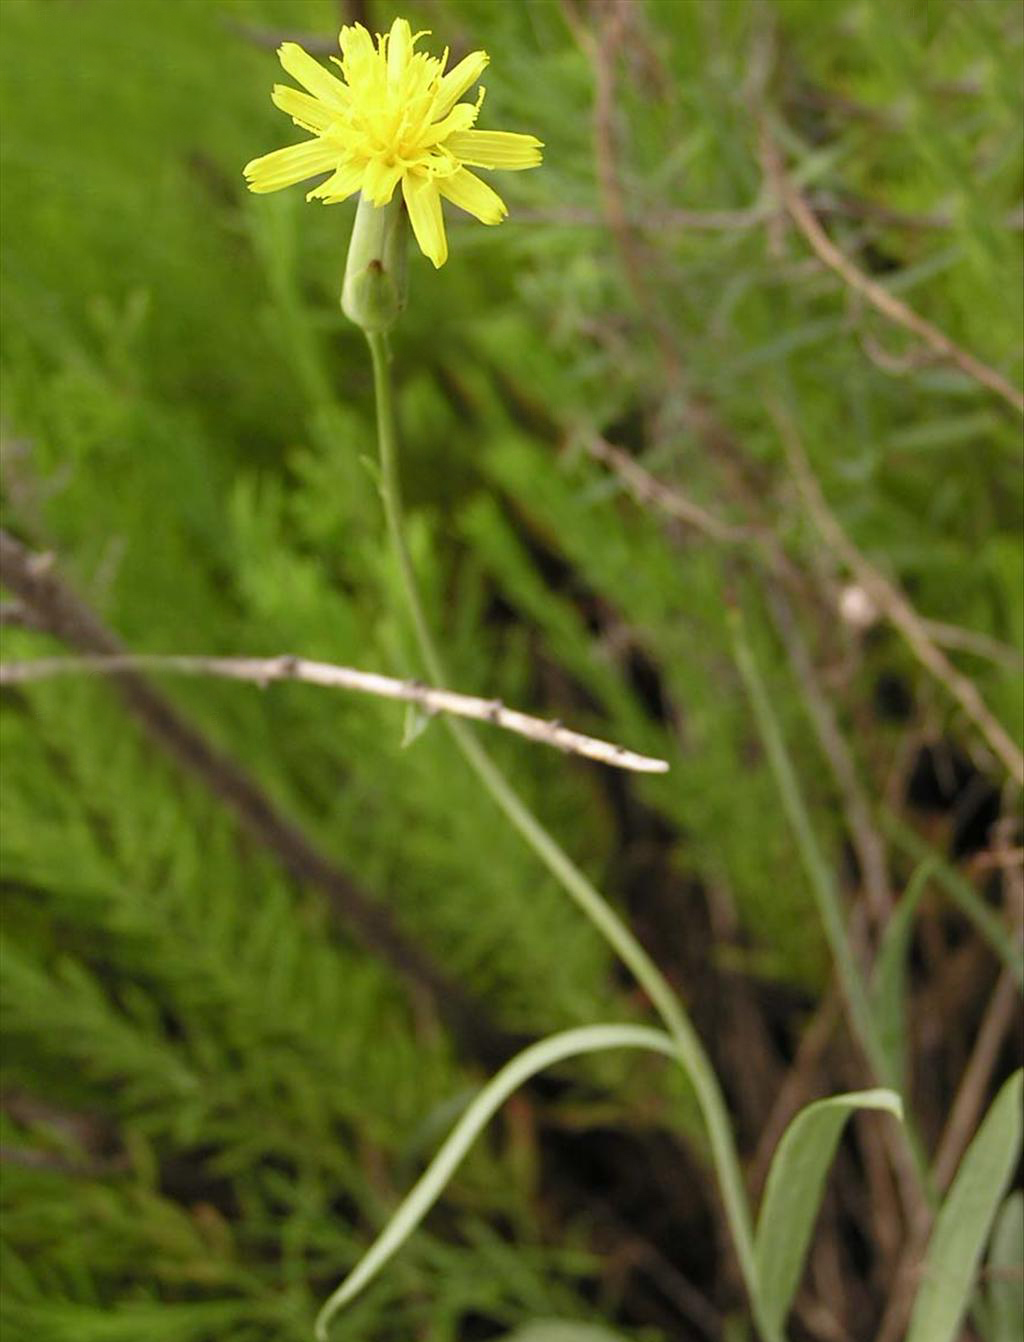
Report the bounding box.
[243,17,543,268]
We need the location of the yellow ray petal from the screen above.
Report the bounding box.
[361,156,404,206]
[306,161,365,203]
[243,139,339,193]
[278,42,349,110]
[433,50,489,119]
[271,85,336,134]
[437,167,507,225]
[445,130,544,171]
[419,100,479,149]
[386,17,413,86]
[338,23,377,79]
[403,172,448,268]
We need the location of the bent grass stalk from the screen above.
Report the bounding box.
[363,331,768,1334]
[314,1024,678,1339]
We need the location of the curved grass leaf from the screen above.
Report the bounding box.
[906,1069,1024,1342]
[314,1024,676,1340]
[754,1088,903,1337]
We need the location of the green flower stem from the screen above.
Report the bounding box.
[364,330,764,1322]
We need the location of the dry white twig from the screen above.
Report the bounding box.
[0,653,669,775]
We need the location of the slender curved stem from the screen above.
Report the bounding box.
[364,331,765,1325]
[315,1024,677,1338]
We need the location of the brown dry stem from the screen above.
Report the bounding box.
[761,124,1024,416]
[772,405,1024,785]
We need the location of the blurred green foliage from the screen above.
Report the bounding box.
[1,0,1021,1339]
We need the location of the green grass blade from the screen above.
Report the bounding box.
[730,611,889,1082]
[314,1025,677,1340]
[884,816,1024,989]
[871,860,936,1086]
[984,1192,1024,1342]
[754,1089,903,1337]
[906,1070,1024,1342]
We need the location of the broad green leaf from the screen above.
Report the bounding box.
[984,1192,1024,1342]
[906,1070,1024,1342]
[755,1088,903,1336]
[500,1325,629,1342]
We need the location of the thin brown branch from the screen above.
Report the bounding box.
[582,0,683,376]
[585,426,896,925]
[933,967,1021,1192]
[968,846,1024,876]
[516,196,1023,237]
[0,600,46,631]
[836,582,1022,671]
[587,2,631,262]
[0,529,519,1069]
[583,435,751,544]
[859,330,942,378]
[1,652,668,775]
[918,618,1024,673]
[0,1143,128,1178]
[224,20,337,54]
[765,585,893,924]
[761,125,1024,415]
[513,203,771,232]
[772,407,1024,785]
[811,192,1023,235]
[1,1088,129,1176]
